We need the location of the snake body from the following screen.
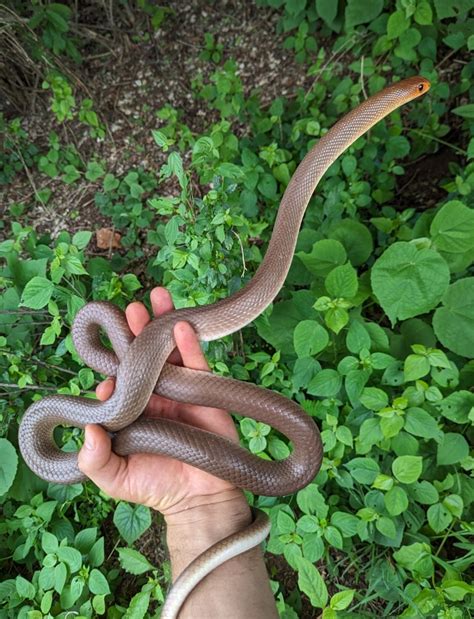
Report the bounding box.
[19,76,429,618]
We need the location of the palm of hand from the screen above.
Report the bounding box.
[78,287,237,515]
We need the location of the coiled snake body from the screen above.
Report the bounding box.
[19,76,429,618]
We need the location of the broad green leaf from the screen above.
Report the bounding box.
[113,502,151,545]
[404,354,430,381]
[0,438,18,496]
[360,387,389,411]
[430,200,474,254]
[307,369,342,397]
[329,219,373,266]
[297,239,347,277]
[345,0,383,28]
[437,433,469,465]
[392,455,422,484]
[316,0,338,28]
[404,407,440,439]
[371,242,450,325]
[345,458,379,484]
[411,480,439,505]
[293,320,329,358]
[20,276,54,309]
[433,277,474,358]
[85,161,105,181]
[437,391,474,424]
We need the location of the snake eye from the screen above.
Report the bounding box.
[417,83,425,92]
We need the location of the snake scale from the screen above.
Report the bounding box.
[19,76,430,618]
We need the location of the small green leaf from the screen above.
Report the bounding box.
[392,456,422,484]
[113,502,151,545]
[404,354,431,381]
[325,263,358,298]
[88,569,110,595]
[330,589,355,610]
[117,548,155,575]
[384,486,408,516]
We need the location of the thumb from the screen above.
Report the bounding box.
[78,424,125,492]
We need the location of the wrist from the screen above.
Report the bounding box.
[164,489,253,579]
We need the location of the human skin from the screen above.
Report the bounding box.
[77,286,278,618]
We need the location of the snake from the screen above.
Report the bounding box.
[18,76,429,618]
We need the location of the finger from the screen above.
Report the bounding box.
[78,425,126,490]
[96,378,115,401]
[150,287,174,317]
[174,321,209,371]
[151,287,183,365]
[125,302,151,336]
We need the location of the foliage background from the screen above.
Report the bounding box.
[0,0,473,617]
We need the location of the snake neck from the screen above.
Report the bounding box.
[160,82,423,342]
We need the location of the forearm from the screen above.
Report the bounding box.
[164,489,278,619]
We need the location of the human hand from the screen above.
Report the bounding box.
[77,287,240,515]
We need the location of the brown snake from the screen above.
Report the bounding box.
[19,76,429,618]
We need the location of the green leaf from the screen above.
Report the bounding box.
[433,277,474,358]
[297,239,347,277]
[316,0,338,27]
[452,104,474,118]
[330,589,355,610]
[427,503,452,533]
[371,242,450,325]
[297,485,328,517]
[346,321,371,354]
[384,486,408,516]
[15,575,35,599]
[20,276,54,309]
[437,433,469,465]
[392,455,422,484]
[0,438,18,496]
[376,516,397,538]
[57,547,82,572]
[293,320,329,358]
[345,458,380,484]
[88,569,110,595]
[438,391,474,423]
[325,263,358,298]
[329,219,373,266]
[360,387,389,411]
[113,502,151,545]
[404,354,431,381]
[325,307,349,334]
[296,557,328,608]
[404,408,440,439]
[72,230,92,250]
[307,369,342,397]
[123,589,151,618]
[430,200,474,254]
[393,542,433,579]
[414,1,433,24]
[103,173,119,191]
[345,0,383,28]
[117,548,155,575]
[387,10,409,38]
[85,161,105,181]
